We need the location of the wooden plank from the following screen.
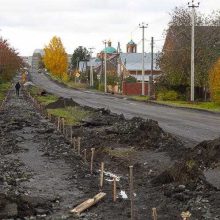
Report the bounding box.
[70,192,106,215]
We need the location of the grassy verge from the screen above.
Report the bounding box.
[129,95,149,102]
[155,100,220,112]
[28,85,91,125]
[50,74,88,90]
[29,86,58,106]
[47,107,91,125]
[0,82,11,102]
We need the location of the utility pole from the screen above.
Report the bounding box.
[149,36,154,99]
[188,0,200,102]
[103,40,107,93]
[89,47,95,87]
[139,22,148,96]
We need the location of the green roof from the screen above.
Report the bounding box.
[102,46,117,54]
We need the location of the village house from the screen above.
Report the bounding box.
[79,40,162,95]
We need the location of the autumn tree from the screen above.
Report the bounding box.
[71,46,89,70]
[0,37,24,82]
[158,8,220,100]
[43,36,68,80]
[209,58,220,103]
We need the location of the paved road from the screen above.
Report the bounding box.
[30,72,220,145]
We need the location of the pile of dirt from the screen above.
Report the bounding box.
[82,108,124,126]
[191,137,220,168]
[46,97,78,109]
[152,137,220,188]
[115,117,166,145]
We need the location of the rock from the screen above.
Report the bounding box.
[178,185,186,190]
[35,208,47,215]
[16,137,23,142]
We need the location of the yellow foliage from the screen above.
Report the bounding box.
[43,36,68,79]
[209,58,220,103]
[62,72,69,82]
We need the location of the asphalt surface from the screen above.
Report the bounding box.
[30,72,220,146]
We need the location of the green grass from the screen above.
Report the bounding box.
[50,74,88,90]
[29,86,58,106]
[47,106,91,125]
[155,100,220,112]
[66,81,88,89]
[129,95,149,101]
[0,82,11,102]
[36,95,58,105]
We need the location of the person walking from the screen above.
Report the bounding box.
[15,82,21,96]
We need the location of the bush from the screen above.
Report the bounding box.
[157,90,178,101]
[107,75,120,86]
[98,84,105,92]
[209,58,220,104]
[125,75,137,83]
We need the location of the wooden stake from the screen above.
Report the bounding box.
[129,165,134,220]
[70,127,73,144]
[73,137,76,151]
[62,118,65,134]
[113,177,117,202]
[90,148,95,175]
[70,192,106,216]
[57,117,60,131]
[77,137,81,155]
[152,208,157,220]
[100,162,104,191]
[84,149,87,163]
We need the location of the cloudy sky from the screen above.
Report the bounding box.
[0,0,218,56]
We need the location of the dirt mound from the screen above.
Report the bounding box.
[112,117,183,152]
[152,137,220,188]
[191,138,220,168]
[46,97,78,109]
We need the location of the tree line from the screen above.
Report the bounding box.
[0,37,24,82]
[158,7,220,101]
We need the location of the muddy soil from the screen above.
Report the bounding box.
[0,88,220,220]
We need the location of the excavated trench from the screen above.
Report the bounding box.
[0,88,220,220]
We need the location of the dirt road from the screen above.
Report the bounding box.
[30,71,220,146]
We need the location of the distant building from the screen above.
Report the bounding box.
[94,40,161,82]
[79,58,101,73]
[20,56,32,67]
[32,49,44,70]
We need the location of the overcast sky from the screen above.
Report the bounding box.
[0,0,218,56]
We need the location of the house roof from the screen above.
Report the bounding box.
[79,58,101,72]
[120,53,159,71]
